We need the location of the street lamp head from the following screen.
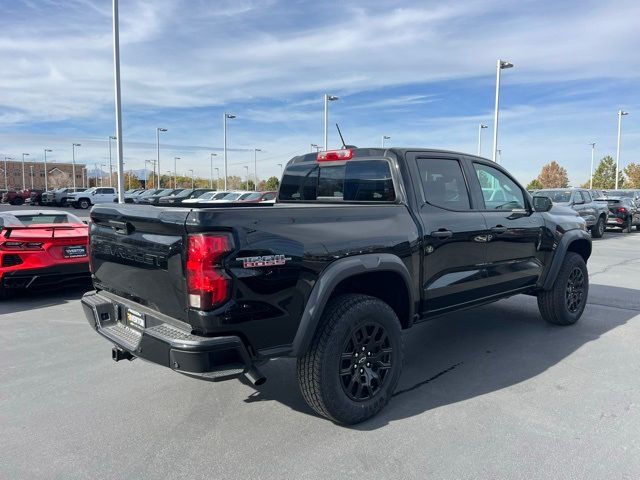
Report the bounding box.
[210,153,218,157]
[157,127,167,132]
[383,135,391,140]
[174,156,181,160]
[326,95,339,101]
[225,113,236,119]
[45,149,53,152]
[480,124,488,129]
[73,143,81,147]
[499,60,514,69]
[619,110,629,116]
[110,135,117,140]
[255,148,262,152]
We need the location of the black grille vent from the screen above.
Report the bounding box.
[1,254,23,267]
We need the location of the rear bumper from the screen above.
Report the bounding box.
[1,262,90,290]
[81,291,253,381]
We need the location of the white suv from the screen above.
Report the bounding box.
[69,187,118,209]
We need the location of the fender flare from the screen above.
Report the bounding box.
[291,253,415,357]
[540,229,591,290]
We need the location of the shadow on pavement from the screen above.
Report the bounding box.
[242,284,639,428]
[0,286,91,315]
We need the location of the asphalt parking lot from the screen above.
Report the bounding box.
[1,206,640,479]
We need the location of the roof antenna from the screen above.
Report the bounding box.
[335,123,357,149]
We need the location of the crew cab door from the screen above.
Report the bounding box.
[465,160,544,295]
[406,153,488,315]
[578,190,597,226]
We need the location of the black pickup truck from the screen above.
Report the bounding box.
[82,148,591,424]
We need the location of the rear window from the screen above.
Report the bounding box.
[279,160,395,202]
[1,213,83,227]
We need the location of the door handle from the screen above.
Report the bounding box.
[431,229,453,239]
[490,225,508,234]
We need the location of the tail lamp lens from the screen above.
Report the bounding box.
[317,149,353,162]
[186,233,233,310]
[618,207,627,214]
[1,241,43,250]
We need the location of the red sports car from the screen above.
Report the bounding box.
[0,210,90,298]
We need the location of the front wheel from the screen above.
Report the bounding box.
[78,199,91,209]
[537,252,589,326]
[297,294,403,425]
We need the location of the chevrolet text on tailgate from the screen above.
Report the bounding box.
[83,148,592,424]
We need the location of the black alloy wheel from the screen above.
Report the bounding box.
[339,322,393,402]
[565,266,586,313]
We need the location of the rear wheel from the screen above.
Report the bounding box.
[623,217,632,233]
[590,216,605,238]
[297,294,403,424]
[537,252,588,326]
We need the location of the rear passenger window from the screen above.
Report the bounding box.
[473,163,525,210]
[416,158,470,210]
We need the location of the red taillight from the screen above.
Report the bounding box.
[186,233,233,310]
[317,149,353,162]
[618,207,627,214]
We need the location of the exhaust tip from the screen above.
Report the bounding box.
[246,366,267,386]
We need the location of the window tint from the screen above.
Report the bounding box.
[582,191,592,202]
[415,158,470,210]
[262,192,276,200]
[473,163,525,210]
[279,160,395,202]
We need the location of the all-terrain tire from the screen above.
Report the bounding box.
[78,198,91,209]
[590,216,605,238]
[296,294,403,425]
[537,252,588,326]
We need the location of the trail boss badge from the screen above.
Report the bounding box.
[236,254,291,268]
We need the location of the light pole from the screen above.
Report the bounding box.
[253,148,262,191]
[112,0,125,201]
[29,165,34,189]
[174,157,180,189]
[72,143,81,189]
[208,153,218,188]
[324,94,339,150]
[477,124,488,156]
[108,135,116,187]
[277,163,283,178]
[188,169,194,189]
[310,143,319,153]
[156,127,167,188]
[101,164,107,187]
[3,156,12,190]
[381,135,390,148]
[497,149,502,165]
[615,110,629,190]
[43,149,52,191]
[492,60,513,163]
[82,167,87,188]
[223,113,236,190]
[21,153,30,190]
[244,166,249,190]
[214,167,220,190]
[589,142,596,189]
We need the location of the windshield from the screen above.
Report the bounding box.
[139,190,158,197]
[242,192,262,201]
[173,189,194,198]
[238,193,254,200]
[197,192,216,200]
[222,193,242,201]
[537,190,572,203]
[156,189,174,196]
[212,192,229,199]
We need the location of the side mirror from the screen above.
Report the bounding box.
[532,195,553,212]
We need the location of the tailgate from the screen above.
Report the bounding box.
[90,205,190,320]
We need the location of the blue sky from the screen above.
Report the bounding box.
[1,0,639,185]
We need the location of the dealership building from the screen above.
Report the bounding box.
[1,160,87,190]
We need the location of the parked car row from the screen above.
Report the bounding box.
[533,188,640,234]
